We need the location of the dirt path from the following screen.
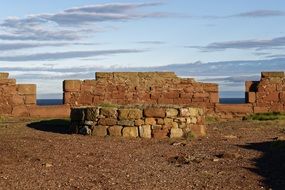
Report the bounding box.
[0,119,285,190]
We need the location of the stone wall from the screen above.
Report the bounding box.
[245,72,285,113]
[70,105,206,139]
[0,72,36,116]
[63,72,219,111]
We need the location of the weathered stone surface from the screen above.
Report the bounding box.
[0,73,9,79]
[93,126,108,137]
[118,120,134,126]
[100,107,117,118]
[108,126,123,137]
[17,84,36,95]
[119,109,142,120]
[29,105,71,118]
[63,80,81,92]
[98,118,117,126]
[164,118,173,125]
[152,128,169,139]
[144,108,166,118]
[139,125,152,138]
[156,118,164,125]
[12,105,29,117]
[134,119,144,126]
[122,127,138,138]
[261,72,285,78]
[166,108,178,118]
[170,128,184,138]
[24,95,36,104]
[215,104,253,113]
[145,118,156,125]
[85,108,99,121]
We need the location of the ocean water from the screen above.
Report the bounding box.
[37,99,63,105]
[36,98,246,105]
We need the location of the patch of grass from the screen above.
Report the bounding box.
[244,112,285,121]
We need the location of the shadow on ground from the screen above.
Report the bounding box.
[241,141,285,190]
[27,119,71,134]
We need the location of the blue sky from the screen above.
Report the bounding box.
[1,0,285,97]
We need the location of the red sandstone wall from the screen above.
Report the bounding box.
[245,72,285,113]
[63,72,219,109]
[0,72,70,118]
[0,72,36,116]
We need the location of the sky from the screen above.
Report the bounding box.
[1,0,285,98]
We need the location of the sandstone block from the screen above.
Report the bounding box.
[145,118,156,125]
[135,119,145,126]
[246,92,256,103]
[119,109,142,120]
[166,108,178,117]
[215,104,253,113]
[85,108,99,121]
[0,73,9,79]
[25,94,36,104]
[12,105,29,117]
[156,118,164,125]
[203,83,218,92]
[63,80,81,92]
[210,93,219,103]
[95,72,114,80]
[164,118,173,125]
[263,92,279,102]
[118,120,134,126]
[98,118,117,126]
[170,128,184,138]
[17,84,36,95]
[108,126,123,137]
[122,127,138,138]
[261,72,285,78]
[29,105,71,118]
[0,79,16,85]
[144,107,165,118]
[152,128,169,139]
[92,126,108,137]
[100,107,118,118]
[11,95,24,105]
[139,125,152,138]
[180,108,199,117]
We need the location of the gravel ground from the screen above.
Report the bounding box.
[0,118,285,190]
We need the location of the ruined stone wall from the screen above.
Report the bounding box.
[63,72,219,110]
[0,72,36,116]
[245,72,285,113]
[70,105,206,139]
[0,72,70,118]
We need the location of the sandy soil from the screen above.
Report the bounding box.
[0,118,285,190]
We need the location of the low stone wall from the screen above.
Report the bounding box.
[246,72,285,113]
[70,105,206,139]
[0,72,36,116]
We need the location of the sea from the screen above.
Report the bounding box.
[37,91,246,105]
